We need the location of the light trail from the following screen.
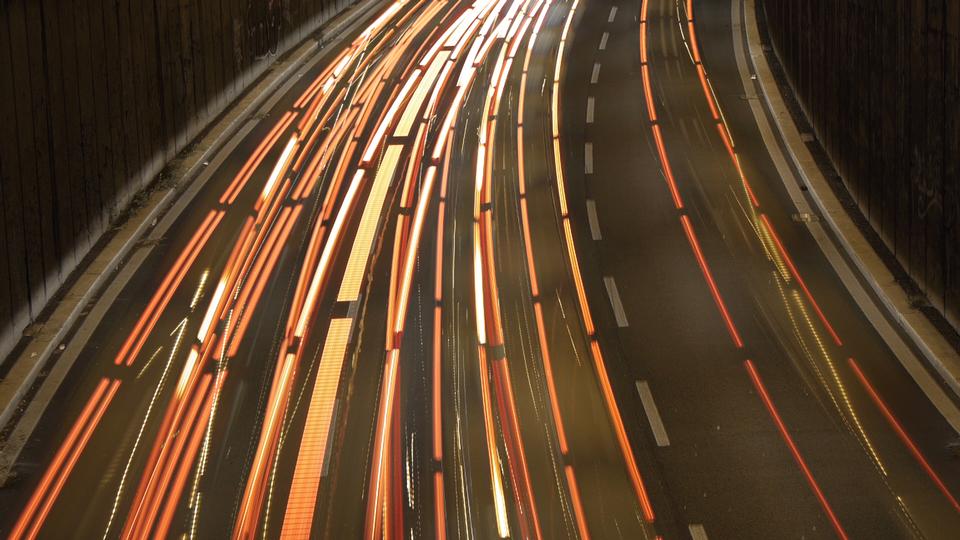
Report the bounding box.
[637,2,857,533]
[11,2,486,539]
[360,2,545,537]
[460,3,545,536]
[280,318,353,538]
[467,5,574,533]
[552,0,656,525]
[679,215,744,348]
[848,358,960,513]
[513,3,591,536]
[675,0,905,503]
[121,5,418,537]
[744,360,849,540]
[432,133,455,539]
[116,210,224,367]
[232,3,471,537]
[9,379,121,540]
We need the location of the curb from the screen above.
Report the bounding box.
[740,0,960,401]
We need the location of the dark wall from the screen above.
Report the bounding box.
[761,0,960,329]
[0,0,358,360]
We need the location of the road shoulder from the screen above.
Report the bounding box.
[738,0,960,408]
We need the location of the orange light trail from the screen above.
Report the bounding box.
[10,378,121,540]
[472,5,585,531]
[115,210,224,366]
[553,0,656,524]
[847,358,960,513]
[564,465,590,540]
[16,7,429,535]
[432,133,454,538]
[680,215,744,348]
[744,359,849,539]
[153,386,215,540]
[220,112,297,205]
[760,214,842,346]
[280,318,353,539]
[134,375,213,540]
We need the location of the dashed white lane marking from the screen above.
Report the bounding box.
[603,276,628,327]
[591,63,601,83]
[584,142,593,174]
[599,32,609,50]
[586,97,595,124]
[608,6,618,22]
[586,200,602,240]
[689,524,709,540]
[635,380,670,446]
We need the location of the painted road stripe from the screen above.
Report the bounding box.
[603,276,628,327]
[591,63,601,84]
[689,524,708,540]
[635,380,670,446]
[584,143,593,174]
[586,97,595,124]
[599,32,609,50]
[608,6,618,22]
[586,200,602,240]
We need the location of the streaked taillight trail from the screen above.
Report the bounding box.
[515,1,591,535]
[10,1,416,538]
[636,0,958,535]
[550,0,657,529]
[363,1,531,537]
[279,317,353,538]
[11,0,905,538]
[638,0,847,533]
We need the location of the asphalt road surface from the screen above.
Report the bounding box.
[2,0,959,538]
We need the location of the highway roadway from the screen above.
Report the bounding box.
[1,0,959,538]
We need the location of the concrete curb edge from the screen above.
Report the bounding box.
[741,0,960,400]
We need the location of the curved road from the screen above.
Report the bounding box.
[1,0,959,538]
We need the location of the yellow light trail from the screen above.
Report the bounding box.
[280,318,352,539]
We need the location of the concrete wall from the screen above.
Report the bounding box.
[0,0,358,361]
[760,0,960,330]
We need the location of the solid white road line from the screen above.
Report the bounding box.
[603,276,628,327]
[584,142,593,174]
[635,380,670,446]
[586,97,595,124]
[586,200,602,240]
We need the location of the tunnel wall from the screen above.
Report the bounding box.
[0,0,360,361]
[760,0,960,330]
